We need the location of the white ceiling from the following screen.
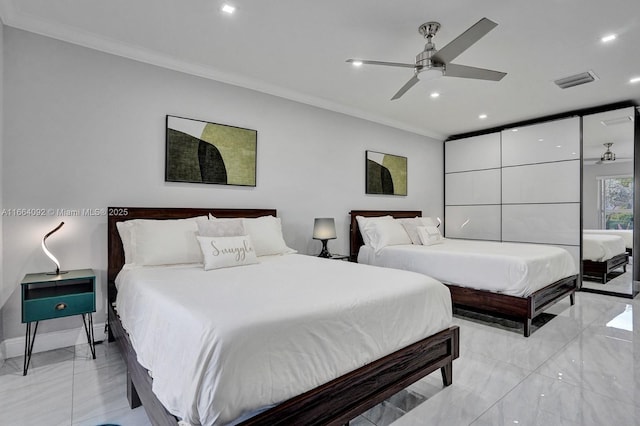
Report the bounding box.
[1,0,639,139]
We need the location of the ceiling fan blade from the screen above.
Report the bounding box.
[431,17,497,64]
[391,75,420,100]
[444,63,506,81]
[346,59,416,69]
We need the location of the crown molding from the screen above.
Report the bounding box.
[0,0,443,140]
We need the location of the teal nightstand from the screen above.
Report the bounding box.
[21,268,96,375]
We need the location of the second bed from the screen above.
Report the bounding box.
[350,210,579,337]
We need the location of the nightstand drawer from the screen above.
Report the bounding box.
[23,292,95,323]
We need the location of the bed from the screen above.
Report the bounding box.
[107,207,459,426]
[582,233,629,284]
[584,229,633,256]
[349,210,579,337]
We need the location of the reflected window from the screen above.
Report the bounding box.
[606,304,633,332]
[598,176,634,229]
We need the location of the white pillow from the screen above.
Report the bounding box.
[198,219,245,237]
[417,225,444,246]
[132,216,207,266]
[242,216,296,257]
[399,217,438,244]
[116,220,138,264]
[355,215,393,246]
[366,219,412,252]
[197,235,259,270]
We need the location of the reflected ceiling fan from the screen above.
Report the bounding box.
[585,143,633,164]
[347,17,507,100]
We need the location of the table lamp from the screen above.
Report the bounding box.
[313,218,336,258]
[42,221,67,275]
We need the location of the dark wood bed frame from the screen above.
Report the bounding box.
[349,210,578,338]
[107,207,459,426]
[582,252,629,284]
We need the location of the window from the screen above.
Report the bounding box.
[598,176,633,229]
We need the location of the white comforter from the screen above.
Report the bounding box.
[115,254,452,425]
[582,234,626,261]
[358,239,577,297]
[584,229,633,249]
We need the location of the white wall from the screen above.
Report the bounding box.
[583,161,634,229]
[0,21,5,365]
[0,28,443,345]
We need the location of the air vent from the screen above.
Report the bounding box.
[554,71,598,89]
[601,116,634,126]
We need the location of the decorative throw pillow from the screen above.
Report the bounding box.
[400,217,439,244]
[417,225,444,246]
[198,219,246,237]
[197,235,259,270]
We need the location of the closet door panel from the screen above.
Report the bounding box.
[502,160,580,204]
[445,133,501,173]
[445,205,501,241]
[502,203,580,246]
[501,117,580,167]
[446,169,501,205]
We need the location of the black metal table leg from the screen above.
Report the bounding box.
[82,313,96,359]
[23,321,39,376]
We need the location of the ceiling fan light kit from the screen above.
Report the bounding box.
[347,17,507,100]
[601,142,616,162]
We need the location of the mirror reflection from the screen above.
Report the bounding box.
[582,107,636,297]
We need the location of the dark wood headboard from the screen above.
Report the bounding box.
[348,210,422,262]
[107,207,277,303]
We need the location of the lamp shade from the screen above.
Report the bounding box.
[313,218,336,240]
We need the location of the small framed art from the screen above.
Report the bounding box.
[365,150,407,196]
[166,115,257,186]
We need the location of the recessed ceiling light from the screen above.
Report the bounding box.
[430,92,440,98]
[601,34,617,43]
[351,60,363,67]
[221,4,235,14]
[630,76,640,84]
[538,138,544,142]
[511,128,518,132]
[556,145,562,148]
[478,114,487,120]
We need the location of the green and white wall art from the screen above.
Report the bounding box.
[366,150,407,196]
[166,115,257,186]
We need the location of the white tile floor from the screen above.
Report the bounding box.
[1,290,639,426]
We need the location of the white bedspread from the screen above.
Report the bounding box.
[582,234,626,261]
[358,239,577,297]
[115,254,452,426]
[584,229,633,249]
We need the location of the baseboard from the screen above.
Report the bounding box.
[1,322,107,359]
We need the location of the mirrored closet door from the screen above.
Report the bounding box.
[582,106,639,298]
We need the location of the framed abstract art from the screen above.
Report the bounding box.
[365,150,407,196]
[165,115,257,186]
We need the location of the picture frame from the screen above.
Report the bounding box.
[165,115,257,187]
[365,150,407,196]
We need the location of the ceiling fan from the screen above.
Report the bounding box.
[585,143,633,164]
[347,17,507,100]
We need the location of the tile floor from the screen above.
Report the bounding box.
[1,290,639,426]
